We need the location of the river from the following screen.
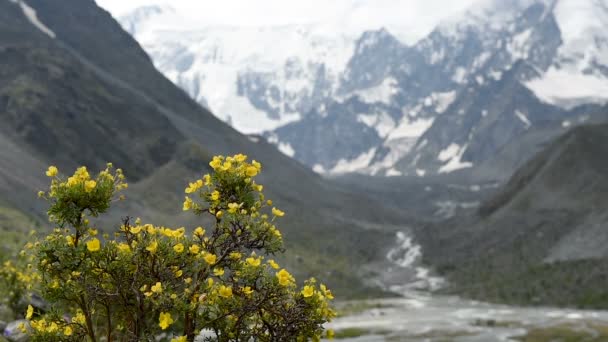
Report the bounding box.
[326,231,608,341]
[327,291,608,341]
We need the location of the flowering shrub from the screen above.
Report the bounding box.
[4,155,335,341]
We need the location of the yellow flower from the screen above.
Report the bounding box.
[276,269,293,286]
[211,190,220,201]
[246,257,261,267]
[189,244,200,254]
[46,166,58,177]
[48,322,59,332]
[207,278,214,287]
[268,259,280,269]
[245,166,258,177]
[160,228,174,237]
[173,227,185,238]
[183,197,193,211]
[130,226,142,234]
[86,238,101,252]
[64,326,73,336]
[216,211,223,219]
[174,269,183,278]
[301,285,314,298]
[221,161,232,171]
[194,226,205,236]
[151,282,163,294]
[326,329,335,339]
[65,235,75,246]
[203,174,211,185]
[209,156,222,170]
[171,336,187,342]
[270,226,282,238]
[230,252,242,260]
[73,312,86,325]
[242,286,254,296]
[272,207,285,217]
[213,268,225,276]
[173,243,184,253]
[321,284,334,300]
[234,153,247,162]
[158,312,173,330]
[146,241,158,254]
[26,305,34,320]
[84,180,96,193]
[203,253,217,265]
[218,285,233,298]
[228,202,240,214]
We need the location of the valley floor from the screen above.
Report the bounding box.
[326,292,608,341]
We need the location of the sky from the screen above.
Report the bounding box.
[96,0,480,43]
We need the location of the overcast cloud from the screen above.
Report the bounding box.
[96,0,480,43]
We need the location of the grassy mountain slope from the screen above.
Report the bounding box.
[0,0,407,297]
[419,122,608,308]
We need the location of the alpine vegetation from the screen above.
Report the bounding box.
[1,155,335,341]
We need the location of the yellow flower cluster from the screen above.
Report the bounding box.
[208,154,262,176]
[159,312,173,330]
[27,318,73,336]
[276,269,294,286]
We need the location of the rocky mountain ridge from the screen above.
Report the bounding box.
[119,0,608,179]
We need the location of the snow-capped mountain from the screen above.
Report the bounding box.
[119,0,608,178]
[119,5,358,134]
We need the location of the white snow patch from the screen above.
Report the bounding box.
[386,168,402,177]
[386,117,434,140]
[312,164,326,174]
[489,70,503,81]
[330,148,377,174]
[507,28,532,60]
[554,0,608,53]
[525,67,608,107]
[357,111,396,138]
[415,169,426,177]
[366,138,415,175]
[423,96,433,107]
[17,1,56,38]
[514,110,531,129]
[438,144,473,173]
[437,143,460,162]
[277,142,295,157]
[472,51,491,69]
[475,75,484,85]
[354,77,399,104]
[481,110,488,117]
[434,91,457,113]
[562,120,572,128]
[452,67,467,84]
